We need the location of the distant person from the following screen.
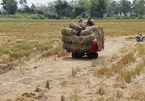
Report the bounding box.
[78,19,86,30]
[135,33,144,42]
[76,27,81,36]
[86,17,95,26]
[78,19,83,28]
[75,19,83,36]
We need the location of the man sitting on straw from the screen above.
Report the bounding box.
[76,19,83,36]
[86,17,95,26]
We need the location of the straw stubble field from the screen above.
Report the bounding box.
[0,18,145,101]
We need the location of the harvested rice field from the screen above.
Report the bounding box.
[0,18,145,101]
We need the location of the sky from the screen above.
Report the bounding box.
[22,0,55,6]
[0,0,55,6]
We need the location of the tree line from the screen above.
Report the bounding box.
[0,0,145,19]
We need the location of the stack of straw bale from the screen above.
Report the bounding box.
[69,22,86,30]
[62,25,104,52]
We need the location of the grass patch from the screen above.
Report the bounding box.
[95,52,136,78]
[94,67,112,78]
[117,61,145,83]
[111,52,135,73]
[130,91,145,101]
[0,47,32,63]
[16,43,33,50]
[36,43,53,52]
[119,70,133,83]
[116,44,145,83]
[9,49,32,60]
[0,47,12,56]
[41,47,68,58]
[135,43,145,56]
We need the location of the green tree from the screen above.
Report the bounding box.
[71,0,90,18]
[1,0,18,14]
[24,5,31,13]
[19,0,27,9]
[132,0,145,16]
[90,0,107,18]
[19,0,28,13]
[120,0,131,16]
[47,2,58,18]
[106,0,118,16]
[54,0,72,18]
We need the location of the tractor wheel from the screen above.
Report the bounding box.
[94,52,98,59]
[72,52,83,58]
[87,52,98,59]
[87,53,93,59]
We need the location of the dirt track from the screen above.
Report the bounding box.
[0,36,144,101]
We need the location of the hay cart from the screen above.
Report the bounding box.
[62,25,104,59]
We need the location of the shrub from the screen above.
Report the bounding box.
[28,14,46,19]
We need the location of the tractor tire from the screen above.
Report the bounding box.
[72,52,83,58]
[87,53,93,59]
[87,52,98,59]
[94,52,98,59]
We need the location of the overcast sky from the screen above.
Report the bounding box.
[21,0,56,6]
[0,0,55,6]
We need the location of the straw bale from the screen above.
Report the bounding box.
[72,33,96,44]
[81,29,92,36]
[69,22,79,30]
[62,35,72,43]
[63,43,72,52]
[69,22,86,30]
[63,39,92,52]
[85,34,96,42]
[62,27,75,36]
[77,36,85,44]
[81,23,86,30]
[62,35,85,44]
[86,26,97,32]
[70,35,78,43]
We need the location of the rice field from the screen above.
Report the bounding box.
[0,18,145,101]
[0,18,145,64]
